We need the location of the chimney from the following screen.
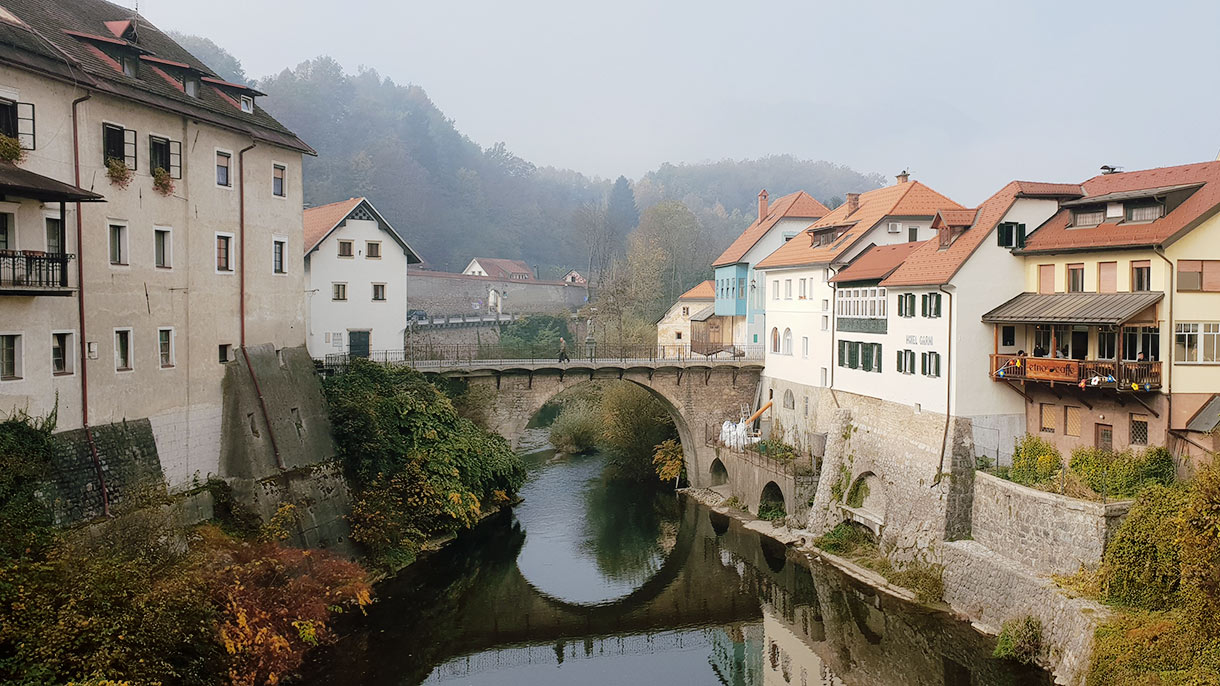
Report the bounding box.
[846,193,860,214]
[758,189,769,222]
[896,170,910,184]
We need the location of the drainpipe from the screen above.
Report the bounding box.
[1154,247,1174,452]
[826,265,840,407]
[933,285,954,485]
[71,91,110,516]
[236,142,284,470]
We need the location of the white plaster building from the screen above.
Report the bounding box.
[0,0,312,486]
[462,257,534,280]
[655,279,713,349]
[303,198,421,357]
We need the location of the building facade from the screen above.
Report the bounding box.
[655,280,713,350]
[303,198,421,358]
[0,0,311,487]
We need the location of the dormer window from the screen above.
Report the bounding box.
[185,78,199,98]
[1127,203,1163,223]
[1073,208,1105,227]
[121,54,137,78]
[240,95,254,113]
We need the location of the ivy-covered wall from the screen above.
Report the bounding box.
[47,418,163,524]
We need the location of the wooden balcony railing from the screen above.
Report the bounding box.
[990,354,1162,390]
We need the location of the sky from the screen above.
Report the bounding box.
[127,0,1220,206]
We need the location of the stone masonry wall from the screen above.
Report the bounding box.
[942,540,1107,686]
[403,323,502,349]
[407,272,587,316]
[972,471,1132,575]
[48,418,164,524]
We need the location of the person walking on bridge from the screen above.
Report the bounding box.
[558,337,570,364]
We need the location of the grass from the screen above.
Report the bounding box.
[994,616,1043,664]
[812,523,944,604]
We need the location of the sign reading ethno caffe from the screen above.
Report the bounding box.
[1018,357,1079,382]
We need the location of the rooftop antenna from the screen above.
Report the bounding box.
[130,0,139,42]
[1100,165,1123,175]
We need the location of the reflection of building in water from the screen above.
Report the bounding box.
[762,604,844,686]
[710,622,764,686]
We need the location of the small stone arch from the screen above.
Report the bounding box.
[842,472,887,536]
[760,480,786,519]
[708,457,728,487]
[782,389,795,410]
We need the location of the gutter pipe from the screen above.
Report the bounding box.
[934,285,954,485]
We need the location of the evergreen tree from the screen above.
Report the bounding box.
[606,176,640,249]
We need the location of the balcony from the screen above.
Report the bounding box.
[990,354,1161,391]
[0,251,75,296]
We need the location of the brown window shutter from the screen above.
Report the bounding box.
[1039,264,1055,294]
[1203,260,1220,292]
[1098,262,1117,293]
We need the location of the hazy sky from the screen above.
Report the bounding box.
[127,0,1219,205]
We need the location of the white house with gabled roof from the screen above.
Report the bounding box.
[303,197,421,358]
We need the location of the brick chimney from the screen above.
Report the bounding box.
[845,193,860,214]
[896,170,910,184]
[758,189,769,222]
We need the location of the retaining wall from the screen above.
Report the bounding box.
[48,418,164,524]
[972,471,1132,575]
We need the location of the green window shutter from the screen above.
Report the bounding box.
[921,294,928,317]
[838,340,846,366]
[874,343,882,372]
[997,223,1011,247]
[921,352,927,375]
[935,353,942,377]
[862,342,873,371]
[848,342,859,369]
[1017,223,1027,248]
[907,294,916,317]
[896,349,903,373]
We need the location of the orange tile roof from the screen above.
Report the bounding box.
[1014,181,1085,197]
[304,197,363,253]
[830,242,923,283]
[755,181,963,269]
[678,280,714,300]
[712,191,829,267]
[937,208,979,227]
[1021,161,1220,253]
[471,258,534,279]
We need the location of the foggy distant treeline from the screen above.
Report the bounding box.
[172,35,884,275]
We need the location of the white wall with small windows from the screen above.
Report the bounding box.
[304,202,413,357]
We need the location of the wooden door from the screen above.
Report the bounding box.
[1096,424,1113,451]
[348,330,370,358]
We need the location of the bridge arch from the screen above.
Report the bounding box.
[708,457,729,487]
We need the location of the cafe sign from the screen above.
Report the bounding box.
[1022,358,1079,382]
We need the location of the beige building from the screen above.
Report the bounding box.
[0,0,312,487]
[655,280,713,350]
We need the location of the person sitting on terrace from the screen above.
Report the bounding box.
[1033,346,1045,357]
[1054,347,1066,358]
[1136,351,1147,362]
[1016,350,1026,357]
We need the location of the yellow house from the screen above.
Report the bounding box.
[983,161,1220,463]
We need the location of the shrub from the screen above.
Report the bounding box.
[652,438,685,484]
[886,562,944,604]
[499,314,573,356]
[1181,462,1220,638]
[813,522,874,556]
[1099,484,1189,609]
[599,382,678,482]
[0,409,58,560]
[757,501,786,522]
[845,477,870,508]
[1088,609,1220,686]
[0,133,25,163]
[1009,434,1061,486]
[1070,446,1175,499]
[548,400,600,454]
[993,616,1043,664]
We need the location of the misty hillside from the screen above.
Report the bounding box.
[173,36,885,273]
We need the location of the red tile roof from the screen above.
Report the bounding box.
[937,208,979,227]
[755,181,963,269]
[678,280,714,300]
[1014,181,1085,198]
[830,242,923,283]
[304,198,363,253]
[712,191,829,267]
[1022,160,1220,253]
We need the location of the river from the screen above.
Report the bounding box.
[300,445,1051,686]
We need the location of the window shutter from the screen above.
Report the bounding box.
[123,127,137,170]
[15,102,34,150]
[838,340,846,367]
[921,352,928,375]
[874,343,882,372]
[896,350,903,373]
[169,140,182,179]
[1017,224,1027,248]
[934,352,941,377]
[997,223,1011,247]
[848,342,859,369]
[862,342,873,371]
[907,294,916,317]
[921,294,929,317]
[897,295,905,317]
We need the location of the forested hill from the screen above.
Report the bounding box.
[171,37,884,273]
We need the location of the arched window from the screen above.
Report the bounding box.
[782,389,795,409]
[782,328,793,355]
[771,327,780,353]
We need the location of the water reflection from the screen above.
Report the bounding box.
[300,453,1051,686]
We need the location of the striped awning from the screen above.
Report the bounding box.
[982,292,1163,326]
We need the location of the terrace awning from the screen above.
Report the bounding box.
[0,161,105,203]
[982,292,1163,326]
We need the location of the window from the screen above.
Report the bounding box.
[121,54,137,77]
[366,241,381,259]
[154,227,171,268]
[821,315,829,331]
[896,293,916,318]
[922,351,941,377]
[0,334,21,380]
[861,341,873,371]
[848,341,859,368]
[240,95,254,113]
[908,226,918,243]
[1178,260,1220,292]
[216,151,231,187]
[772,280,779,300]
[1176,323,1220,363]
[802,336,809,358]
[782,328,792,355]
[0,213,9,250]
[114,329,132,371]
[770,327,780,353]
[1002,326,1015,347]
[784,279,792,299]
[147,135,181,179]
[921,292,942,318]
[820,367,828,386]
[272,164,286,197]
[782,390,795,410]
[681,306,689,316]
[185,78,200,97]
[1131,261,1151,291]
[1039,264,1055,294]
[896,349,916,374]
[51,332,73,375]
[1123,326,1160,361]
[1065,406,1082,437]
[798,279,807,299]
[1128,204,1162,222]
[372,283,386,301]
[1040,403,1056,433]
[45,217,64,254]
[272,238,286,274]
[332,283,347,301]
[338,240,354,258]
[996,222,1027,248]
[1130,414,1149,445]
[1074,209,1104,227]
[157,328,174,368]
[218,344,232,363]
[108,223,127,265]
[0,98,35,149]
[102,123,135,169]
[676,331,682,340]
[836,287,888,319]
[1067,264,1085,292]
[1099,327,1117,359]
[215,233,233,272]
[1098,261,1117,293]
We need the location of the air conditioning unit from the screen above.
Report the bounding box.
[887,222,901,233]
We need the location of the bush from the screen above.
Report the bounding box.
[1069,446,1175,499]
[499,314,572,356]
[813,522,874,556]
[652,439,685,484]
[993,616,1043,664]
[1009,434,1062,487]
[757,501,786,522]
[548,400,600,454]
[1099,484,1189,609]
[1181,462,1220,638]
[599,382,678,482]
[0,133,25,163]
[0,409,58,560]
[1088,609,1220,686]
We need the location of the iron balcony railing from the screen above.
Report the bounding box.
[703,423,822,479]
[990,353,1162,390]
[0,251,74,293]
[321,343,766,373]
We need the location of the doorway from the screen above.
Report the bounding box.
[1071,329,1088,360]
[348,330,370,359]
[1095,424,1113,451]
